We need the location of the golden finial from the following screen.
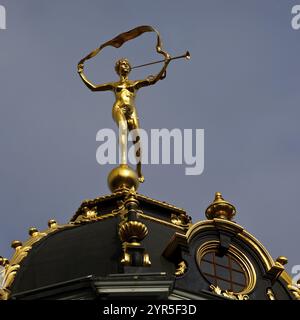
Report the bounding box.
[205,192,236,221]
[11,240,22,250]
[276,256,288,266]
[29,227,39,237]
[48,219,57,229]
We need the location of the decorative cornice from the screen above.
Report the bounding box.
[71,189,188,222]
[171,213,192,228]
[139,213,188,231]
[137,193,186,214]
[73,207,120,224]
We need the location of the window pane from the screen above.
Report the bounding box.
[217,279,231,291]
[215,264,230,280]
[215,254,229,267]
[231,259,241,271]
[200,251,247,293]
[201,261,214,274]
[232,271,246,286]
[202,252,214,263]
[233,284,245,293]
[205,275,217,286]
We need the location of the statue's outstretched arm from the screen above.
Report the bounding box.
[77,62,113,92]
[134,58,171,89]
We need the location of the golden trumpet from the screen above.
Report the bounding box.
[131,51,190,69]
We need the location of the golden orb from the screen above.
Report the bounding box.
[107,165,139,192]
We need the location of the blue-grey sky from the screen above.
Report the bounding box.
[0,1,299,276]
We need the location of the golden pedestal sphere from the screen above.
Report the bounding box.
[107,165,139,193]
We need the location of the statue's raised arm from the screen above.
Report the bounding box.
[77,60,113,92]
[133,53,172,90]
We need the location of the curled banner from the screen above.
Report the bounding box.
[78,25,170,68]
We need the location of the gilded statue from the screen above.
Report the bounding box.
[77,26,189,184]
[78,54,170,183]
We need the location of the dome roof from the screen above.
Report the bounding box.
[1,190,298,300]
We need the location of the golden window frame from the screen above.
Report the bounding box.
[196,240,257,295]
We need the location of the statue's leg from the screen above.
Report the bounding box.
[113,106,128,165]
[129,113,144,183]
